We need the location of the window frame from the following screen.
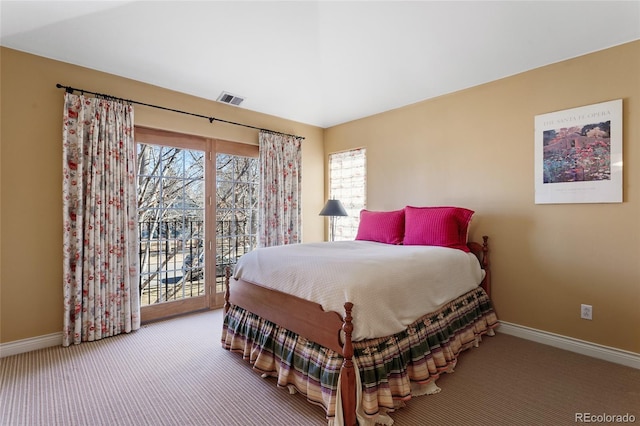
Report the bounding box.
[327,147,367,241]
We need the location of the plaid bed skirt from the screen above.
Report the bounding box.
[221,286,498,422]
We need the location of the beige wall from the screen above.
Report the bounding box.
[2,42,639,354]
[325,40,640,353]
[0,47,325,343]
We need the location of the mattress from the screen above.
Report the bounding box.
[233,240,485,340]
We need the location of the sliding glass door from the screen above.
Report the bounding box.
[135,127,258,322]
[136,128,210,322]
[215,151,259,296]
[212,140,259,306]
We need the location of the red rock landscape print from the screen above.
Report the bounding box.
[542,121,611,184]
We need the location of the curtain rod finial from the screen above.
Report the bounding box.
[56,83,74,94]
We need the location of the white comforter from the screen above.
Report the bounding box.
[233,240,485,341]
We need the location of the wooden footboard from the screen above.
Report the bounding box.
[223,275,346,353]
[224,273,357,425]
[223,236,490,426]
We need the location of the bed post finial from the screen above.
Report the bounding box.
[481,236,491,297]
[482,235,489,268]
[342,302,354,359]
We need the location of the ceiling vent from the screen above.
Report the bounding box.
[216,91,245,106]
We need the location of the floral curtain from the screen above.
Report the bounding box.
[258,131,302,247]
[62,93,139,346]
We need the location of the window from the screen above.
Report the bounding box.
[328,148,366,240]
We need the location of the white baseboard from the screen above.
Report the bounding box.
[498,321,640,370]
[2,322,638,370]
[0,332,63,358]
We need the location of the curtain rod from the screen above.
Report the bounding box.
[55,84,305,140]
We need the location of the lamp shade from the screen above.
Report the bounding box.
[319,199,348,217]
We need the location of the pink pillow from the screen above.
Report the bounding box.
[355,209,405,245]
[403,206,474,252]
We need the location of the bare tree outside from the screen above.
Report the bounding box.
[137,144,205,305]
[136,143,258,305]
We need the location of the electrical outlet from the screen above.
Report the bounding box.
[581,304,593,320]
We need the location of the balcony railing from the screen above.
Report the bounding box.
[138,219,255,306]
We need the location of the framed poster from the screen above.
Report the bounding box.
[534,99,623,204]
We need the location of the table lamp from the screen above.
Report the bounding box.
[319,199,348,241]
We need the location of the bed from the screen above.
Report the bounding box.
[221,207,498,425]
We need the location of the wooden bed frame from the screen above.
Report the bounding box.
[223,236,490,426]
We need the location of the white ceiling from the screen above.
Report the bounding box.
[1,1,639,128]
